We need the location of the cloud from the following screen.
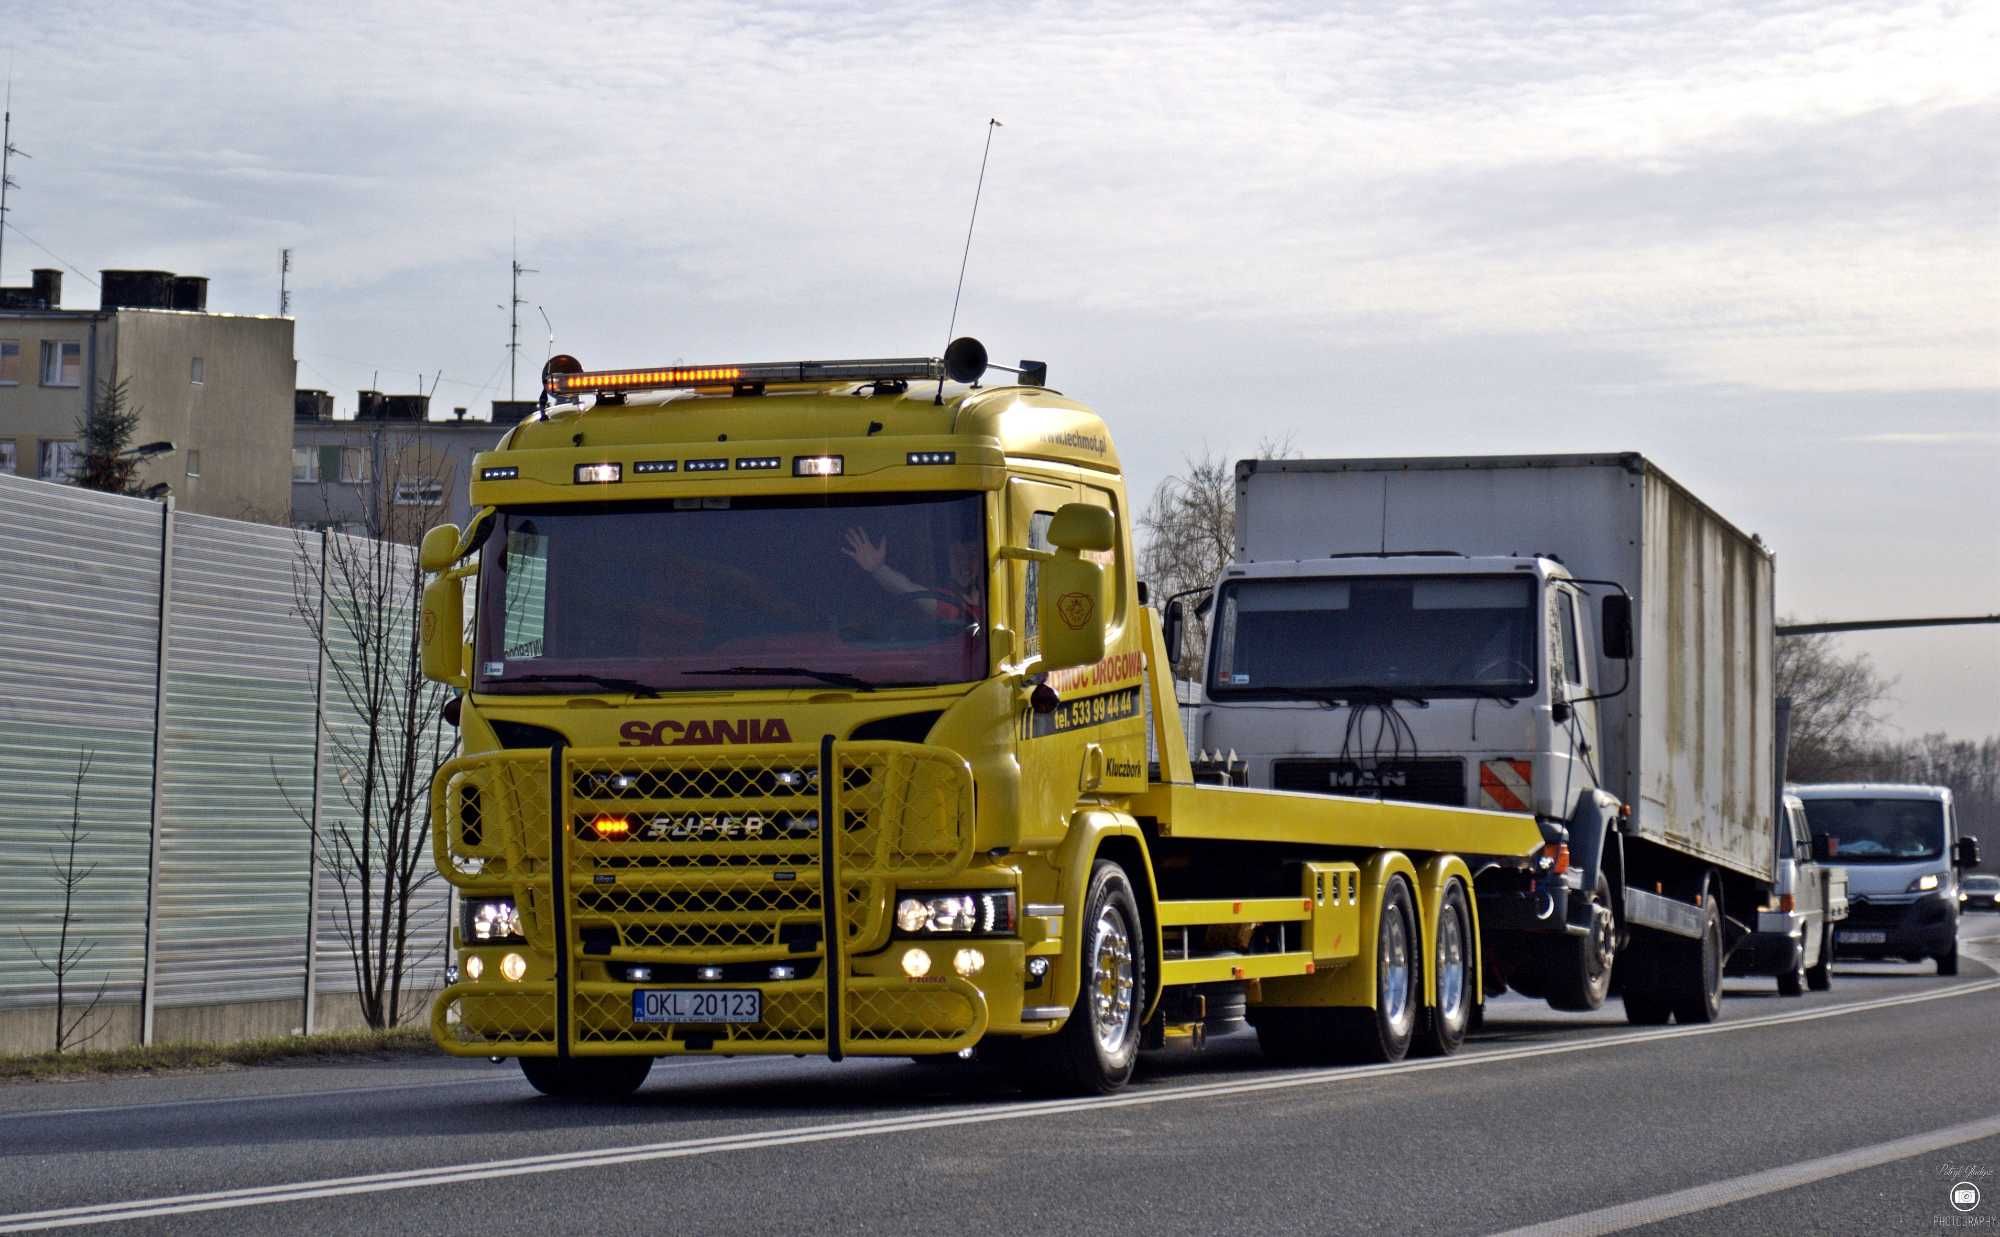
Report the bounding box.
[1844,431,2000,445]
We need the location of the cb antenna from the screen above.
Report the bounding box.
[938,118,1002,406]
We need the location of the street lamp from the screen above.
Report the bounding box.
[119,440,176,461]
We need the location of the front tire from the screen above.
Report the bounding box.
[518,1055,653,1099]
[1028,860,1146,1095]
[1806,921,1834,991]
[1777,939,1806,997]
[1937,942,1960,976]
[1416,879,1473,1057]
[1544,871,1617,1012]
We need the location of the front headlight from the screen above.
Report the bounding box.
[893,890,1018,936]
[1908,873,1940,894]
[461,897,525,944]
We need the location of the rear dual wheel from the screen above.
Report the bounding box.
[1253,875,1432,1066]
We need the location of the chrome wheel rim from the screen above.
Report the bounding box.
[1588,900,1616,976]
[1381,906,1413,1035]
[1090,906,1137,1053]
[1437,906,1468,1035]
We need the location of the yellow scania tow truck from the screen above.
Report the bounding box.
[418,339,1544,1096]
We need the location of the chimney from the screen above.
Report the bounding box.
[453,406,467,420]
[170,275,209,312]
[30,268,61,308]
[294,389,334,421]
[101,270,177,310]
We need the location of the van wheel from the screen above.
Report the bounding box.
[1416,879,1472,1057]
[1544,871,1616,1012]
[1777,943,1806,997]
[1937,943,1959,976]
[1807,922,1833,991]
[1026,860,1146,1094]
[518,1055,653,1098]
[1670,877,1724,1024]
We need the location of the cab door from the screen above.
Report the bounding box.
[1549,583,1600,813]
[1007,476,1077,848]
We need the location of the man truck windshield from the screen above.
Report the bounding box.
[1800,798,1945,863]
[474,492,987,693]
[1209,574,1538,699]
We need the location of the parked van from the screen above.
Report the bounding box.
[1731,794,1846,994]
[1794,784,1981,975]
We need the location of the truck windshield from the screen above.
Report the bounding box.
[1209,574,1537,699]
[474,493,987,694]
[1800,799,1945,863]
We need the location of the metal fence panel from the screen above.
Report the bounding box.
[0,475,163,1011]
[152,516,319,1007]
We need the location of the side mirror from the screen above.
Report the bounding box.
[1955,836,1981,868]
[1163,598,1185,666]
[1047,503,1114,553]
[420,523,462,574]
[1035,551,1106,672]
[420,575,467,688]
[1810,832,1836,864]
[1601,594,1634,660]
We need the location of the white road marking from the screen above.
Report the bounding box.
[2,977,1995,1232]
[1490,1113,2000,1237]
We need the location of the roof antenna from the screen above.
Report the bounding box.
[938,118,1002,406]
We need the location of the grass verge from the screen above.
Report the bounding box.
[0,1027,434,1083]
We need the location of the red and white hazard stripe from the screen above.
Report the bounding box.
[1479,759,1534,812]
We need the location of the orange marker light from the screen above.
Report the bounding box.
[591,814,632,840]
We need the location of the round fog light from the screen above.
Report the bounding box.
[895,898,929,933]
[901,948,932,978]
[953,948,985,977]
[500,953,527,983]
[464,955,484,981]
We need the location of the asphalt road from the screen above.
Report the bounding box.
[4,923,1999,1236]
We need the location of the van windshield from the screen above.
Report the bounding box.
[1209,574,1538,699]
[1800,798,1945,863]
[473,492,987,694]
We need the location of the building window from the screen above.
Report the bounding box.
[0,439,16,474]
[185,449,201,478]
[40,341,81,387]
[394,479,445,507]
[292,447,319,482]
[39,439,80,481]
[339,447,370,484]
[0,340,19,385]
[191,356,205,385]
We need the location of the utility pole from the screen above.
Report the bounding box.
[279,248,292,316]
[0,80,29,286]
[506,243,537,401]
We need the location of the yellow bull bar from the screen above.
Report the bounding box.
[428,737,982,1058]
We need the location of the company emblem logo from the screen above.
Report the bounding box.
[1057,591,1094,629]
[618,718,794,747]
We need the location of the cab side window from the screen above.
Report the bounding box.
[1557,592,1583,686]
[1022,511,1054,657]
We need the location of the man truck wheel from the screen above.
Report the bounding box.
[1028,860,1146,1095]
[1544,871,1617,1012]
[518,1055,653,1099]
[1416,879,1473,1057]
[1669,877,1724,1025]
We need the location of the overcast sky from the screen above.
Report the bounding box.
[6,0,1995,738]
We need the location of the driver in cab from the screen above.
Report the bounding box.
[842,528,984,630]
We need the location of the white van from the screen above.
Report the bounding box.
[1793,784,1981,975]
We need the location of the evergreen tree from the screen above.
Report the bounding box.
[72,378,145,495]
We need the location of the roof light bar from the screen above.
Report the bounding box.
[548,357,943,396]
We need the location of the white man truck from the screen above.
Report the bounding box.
[1177,453,1778,1024]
